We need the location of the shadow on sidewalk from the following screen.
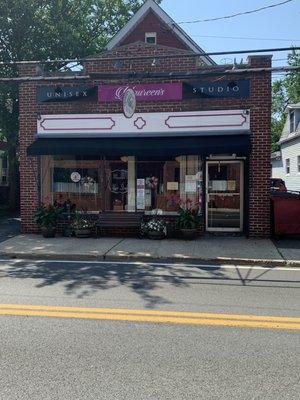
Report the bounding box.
[4,261,228,307]
[3,260,299,306]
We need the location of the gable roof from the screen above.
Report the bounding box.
[285,102,300,112]
[279,103,300,144]
[106,0,215,65]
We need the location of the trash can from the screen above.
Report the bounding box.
[271,192,300,236]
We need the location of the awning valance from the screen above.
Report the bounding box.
[27,134,251,157]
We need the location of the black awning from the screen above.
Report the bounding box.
[27,134,251,157]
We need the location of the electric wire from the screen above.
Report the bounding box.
[0,46,299,65]
[178,0,293,24]
[190,35,300,42]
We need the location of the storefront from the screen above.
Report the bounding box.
[19,0,271,237]
[27,108,251,233]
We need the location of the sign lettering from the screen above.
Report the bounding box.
[98,83,182,102]
[37,86,97,103]
[184,80,250,99]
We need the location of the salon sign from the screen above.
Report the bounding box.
[184,79,250,99]
[98,83,182,102]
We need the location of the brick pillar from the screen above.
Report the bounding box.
[18,63,39,233]
[248,55,272,237]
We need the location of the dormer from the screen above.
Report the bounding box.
[279,102,300,144]
[287,103,300,133]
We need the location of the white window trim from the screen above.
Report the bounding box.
[145,32,157,44]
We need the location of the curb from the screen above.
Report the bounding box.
[0,251,299,268]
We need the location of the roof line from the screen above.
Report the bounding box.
[105,0,215,65]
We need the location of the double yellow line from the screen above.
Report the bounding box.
[0,304,299,330]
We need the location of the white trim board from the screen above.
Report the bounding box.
[37,110,250,138]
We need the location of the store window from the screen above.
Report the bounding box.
[41,155,203,214]
[41,156,130,212]
[136,156,203,214]
[41,156,102,212]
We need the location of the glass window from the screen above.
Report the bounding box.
[41,155,203,215]
[298,156,300,173]
[290,111,295,133]
[136,156,203,214]
[285,158,290,175]
[41,156,129,212]
[42,156,102,212]
[145,32,157,44]
[207,162,242,230]
[103,157,129,211]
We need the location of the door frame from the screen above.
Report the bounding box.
[205,160,244,232]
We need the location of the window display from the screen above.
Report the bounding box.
[41,155,203,214]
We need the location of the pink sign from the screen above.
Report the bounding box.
[98,83,182,102]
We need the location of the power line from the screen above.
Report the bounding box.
[0,65,299,83]
[0,46,299,66]
[178,0,293,24]
[190,34,300,42]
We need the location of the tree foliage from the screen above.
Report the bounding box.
[271,50,300,151]
[0,0,161,209]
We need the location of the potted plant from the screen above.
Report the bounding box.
[34,203,60,238]
[142,218,167,240]
[176,199,199,240]
[71,215,94,238]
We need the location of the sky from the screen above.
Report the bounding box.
[161,0,300,76]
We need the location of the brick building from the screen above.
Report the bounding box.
[20,0,272,237]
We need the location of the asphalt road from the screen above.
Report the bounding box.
[0,259,299,400]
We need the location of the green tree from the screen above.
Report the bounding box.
[0,0,161,209]
[271,50,300,151]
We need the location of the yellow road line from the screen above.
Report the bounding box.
[0,304,299,330]
[0,304,299,323]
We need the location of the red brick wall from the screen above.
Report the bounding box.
[19,64,39,233]
[248,56,272,237]
[18,46,272,237]
[119,11,190,50]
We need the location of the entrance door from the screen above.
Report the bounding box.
[206,161,243,232]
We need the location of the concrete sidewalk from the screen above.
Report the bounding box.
[0,234,298,266]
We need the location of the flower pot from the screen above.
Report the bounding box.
[148,231,165,240]
[180,228,198,240]
[75,228,92,238]
[41,227,56,238]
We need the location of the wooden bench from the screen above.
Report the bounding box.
[96,212,144,236]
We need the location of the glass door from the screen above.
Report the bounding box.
[206,161,243,232]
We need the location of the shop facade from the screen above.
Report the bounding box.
[19,0,272,237]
